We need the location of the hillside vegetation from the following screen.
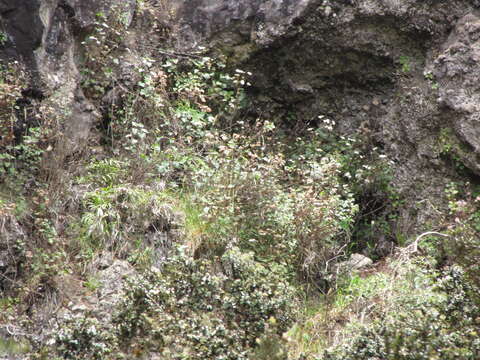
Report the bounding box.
[0,1,480,359]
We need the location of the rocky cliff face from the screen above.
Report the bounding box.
[0,0,137,163]
[173,0,480,231]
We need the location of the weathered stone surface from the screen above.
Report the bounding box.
[0,0,136,162]
[174,0,312,48]
[0,0,44,63]
[170,0,480,235]
[50,260,135,343]
[94,259,135,319]
[334,253,373,273]
[433,13,480,175]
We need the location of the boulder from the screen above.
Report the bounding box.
[334,253,373,274]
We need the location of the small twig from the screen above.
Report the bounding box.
[5,324,28,337]
[416,199,442,214]
[134,45,204,59]
[407,231,450,253]
[156,49,203,59]
[324,243,348,273]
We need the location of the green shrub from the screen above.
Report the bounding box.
[56,315,117,360]
[321,266,480,360]
[169,121,359,283]
[114,246,297,359]
[77,185,178,259]
[441,181,480,287]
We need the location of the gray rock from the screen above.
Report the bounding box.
[95,259,135,318]
[433,13,480,175]
[172,0,312,48]
[334,253,373,273]
[0,0,136,162]
[57,260,135,334]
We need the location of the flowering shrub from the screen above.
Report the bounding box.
[55,246,297,359]
[321,266,480,360]
[56,316,117,360]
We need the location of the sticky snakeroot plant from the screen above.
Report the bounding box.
[54,246,297,360]
[49,50,401,360]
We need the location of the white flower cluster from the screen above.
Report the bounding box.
[319,115,336,131]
